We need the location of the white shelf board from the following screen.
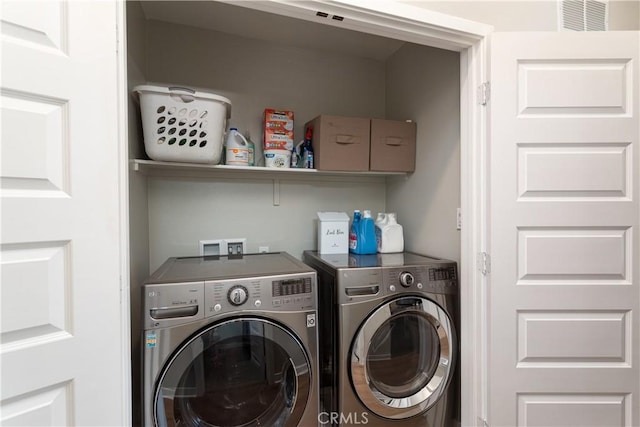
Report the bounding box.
[132,159,407,182]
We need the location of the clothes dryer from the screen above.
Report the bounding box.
[143,252,319,427]
[303,251,459,427]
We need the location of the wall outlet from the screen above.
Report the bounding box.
[225,238,247,255]
[258,246,269,253]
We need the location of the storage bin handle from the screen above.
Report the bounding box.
[384,137,403,146]
[168,86,196,103]
[336,134,357,144]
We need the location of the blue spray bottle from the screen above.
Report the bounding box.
[349,210,361,253]
[303,126,314,169]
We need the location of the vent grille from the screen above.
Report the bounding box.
[559,0,608,31]
[562,0,585,30]
[586,0,607,31]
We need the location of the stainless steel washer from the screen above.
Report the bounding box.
[143,252,319,427]
[303,251,459,427]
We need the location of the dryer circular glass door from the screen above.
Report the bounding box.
[350,296,455,419]
[154,317,311,427]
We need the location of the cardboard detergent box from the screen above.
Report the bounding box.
[264,109,294,150]
[317,212,349,254]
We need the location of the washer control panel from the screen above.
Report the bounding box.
[205,273,316,316]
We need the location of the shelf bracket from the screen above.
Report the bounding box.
[273,179,280,206]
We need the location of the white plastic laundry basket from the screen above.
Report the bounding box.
[134,85,231,164]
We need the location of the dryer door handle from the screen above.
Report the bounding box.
[150,305,198,320]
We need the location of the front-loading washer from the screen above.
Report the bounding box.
[142,252,319,427]
[303,251,459,427]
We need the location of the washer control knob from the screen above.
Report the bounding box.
[214,304,222,312]
[389,285,396,292]
[228,285,249,306]
[399,272,415,287]
[255,300,262,308]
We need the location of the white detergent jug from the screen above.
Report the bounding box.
[379,212,404,253]
[225,128,250,166]
[375,213,387,252]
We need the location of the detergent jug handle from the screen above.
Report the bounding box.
[234,130,250,146]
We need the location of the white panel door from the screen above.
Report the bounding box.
[1,1,127,425]
[489,32,639,426]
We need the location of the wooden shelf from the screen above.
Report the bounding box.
[132,159,407,183]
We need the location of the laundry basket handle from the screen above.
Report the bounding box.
[168,86,196,103]
[168,86,196,94]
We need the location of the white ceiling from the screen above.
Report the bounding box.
[139,1,405,61]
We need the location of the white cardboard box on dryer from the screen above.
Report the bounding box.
[317,212,349,254]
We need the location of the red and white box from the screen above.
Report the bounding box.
[264,109,294,150]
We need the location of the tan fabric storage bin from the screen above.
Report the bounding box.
[370,119,417,172]
[305,115,370,171]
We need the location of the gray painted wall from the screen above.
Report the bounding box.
[147,177,386,270]
[385,44,461,264]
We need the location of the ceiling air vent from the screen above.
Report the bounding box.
[559,0,608,31]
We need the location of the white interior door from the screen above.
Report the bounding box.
[1,1,128,425]
[489,32,639,426]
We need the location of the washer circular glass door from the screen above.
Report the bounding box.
[350,296,455,419]
[154,317,311,427]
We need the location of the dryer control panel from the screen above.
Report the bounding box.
[336,264,458,304]
[382,266,457,295]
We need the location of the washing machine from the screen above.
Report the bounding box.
[143,252,319,427]
[303,250,459,427]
